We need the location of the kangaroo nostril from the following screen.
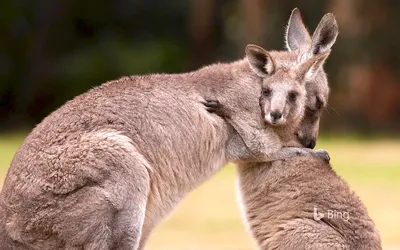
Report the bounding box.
[270,112,282,120]
[307,139,316,149]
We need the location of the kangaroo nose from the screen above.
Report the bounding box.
[307,139,316,149]
[270,111,282,121]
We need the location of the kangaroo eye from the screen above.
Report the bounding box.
[288,91,298,102]
[262,88,272,97]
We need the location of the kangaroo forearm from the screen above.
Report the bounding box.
[236,145,327,164]
[227,117,270,155]
[248,147,309,162]
[226,117,326,163]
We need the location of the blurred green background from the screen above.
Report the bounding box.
[0,0,399,249]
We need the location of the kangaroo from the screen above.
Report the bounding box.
[238,156,382,250]
[211,9,381,250]
[205,44,331,163]
[205,9,335,163]
[0,10,328,250]
[288,9,333,149]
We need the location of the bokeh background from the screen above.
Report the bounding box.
[0,0,399,249]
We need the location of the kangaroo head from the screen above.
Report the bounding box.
[245,44,329,129]
[285,8,338,148]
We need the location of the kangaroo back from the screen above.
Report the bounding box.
[238,156,382,250]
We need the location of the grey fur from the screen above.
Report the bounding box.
[285,8,311,52]
[288,8,337,149]
[235,10,381,250]
[209,45,331,163]
[0,39,323,250]
[238,156,382,250]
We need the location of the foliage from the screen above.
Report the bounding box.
[0,0,399,134]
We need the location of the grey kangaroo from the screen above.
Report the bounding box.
[205,43,331,162]
[212,9,381,250]
[238,156,382,250]
[206,8,335,163]
[0,10,330,250]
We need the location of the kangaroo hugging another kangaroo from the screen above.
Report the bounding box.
[205,43,331,163]
[0,8,329,249]
[0,7,381,250]
[210,9,381,250]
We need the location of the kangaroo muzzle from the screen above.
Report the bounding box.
[266,110,286,125]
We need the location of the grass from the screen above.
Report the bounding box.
[1,132,399,249]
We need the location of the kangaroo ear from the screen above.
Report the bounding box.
[308,13,339,55]
[298,51,330,81]
[285,8,311,51]
[245,44,275,77]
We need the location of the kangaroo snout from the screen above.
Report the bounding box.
[297,134,317,149]
[270,111,282,120]
[266,111,285,125]
[306,138,316,149]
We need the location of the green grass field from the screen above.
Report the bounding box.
[1,132,399,249]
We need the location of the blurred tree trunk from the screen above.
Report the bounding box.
[187,0,225,69]
[241,0,266,45]
[13,0,72,126]
[15,0,54,121]
[327,0,400,132]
